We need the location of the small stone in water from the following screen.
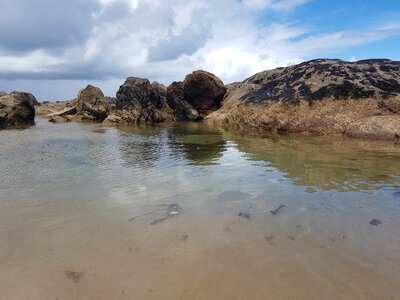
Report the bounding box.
[369,219,382,227]
[238,212,251,219]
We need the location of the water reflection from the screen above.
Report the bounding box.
[117,125,166,169]
[167,123,227,166]
[116,123,400,192]
[224,131,400,192]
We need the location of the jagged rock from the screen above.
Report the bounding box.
[116,77,173,123]
[0,94,35,128]
[167,81,199,121]
[77,85,110,121]
[10,91,40,106]
[183,70,226,113]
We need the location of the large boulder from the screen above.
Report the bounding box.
[167,81,200,121]
[116,77,172,123]
[76,85,110,121]
[10,91,40,106]
[182,70,226,113]
[0,94,35,128]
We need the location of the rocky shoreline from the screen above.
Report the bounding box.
[2,58,400,140]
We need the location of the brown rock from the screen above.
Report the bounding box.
[77,85,110,121]
[10,91,40,106]
[0,94,35,128]
[183,70,226,113]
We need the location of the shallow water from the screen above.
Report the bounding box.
[0,119,400,300]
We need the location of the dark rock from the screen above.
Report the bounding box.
[369,219,382,227]
[238,212,251,219]
[76,85,111,121]
[183,70,226,113]
[116,77,173,123]
[10,91,40,106]
[0,94,35,128]
[270,204,287,216]
[240,59,400,104]
[167,81,200,121]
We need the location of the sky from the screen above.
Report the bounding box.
[0,0,400,100]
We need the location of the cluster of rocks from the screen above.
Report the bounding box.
[33,70,226,126]
[104,70,226,125]
[0,91,37,128]
[2,58,400,139]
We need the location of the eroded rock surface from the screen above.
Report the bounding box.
[10,91,40,106]
[115,77,172,123]
[0,94,35,128]
[76,85,111,121]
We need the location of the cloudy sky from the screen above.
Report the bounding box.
[0,0,400,100]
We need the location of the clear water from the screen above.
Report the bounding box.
[0,119,399,299]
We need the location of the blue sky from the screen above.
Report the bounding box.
[0,0,399,100]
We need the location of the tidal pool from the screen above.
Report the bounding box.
[0,119,399,299]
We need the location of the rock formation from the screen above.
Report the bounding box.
[206,59,400,140]
[0,94,35,128]
[76,85,111,121]
[166,81,200,121]
[114,77,172,124]
[0,91,7,97]
[10,91,40,106]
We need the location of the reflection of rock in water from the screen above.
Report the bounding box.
[168,123,227,165]
[118,126,166,169]
[227,132,400,192]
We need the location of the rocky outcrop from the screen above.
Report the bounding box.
[206,59,400,140]
[236,59,400,104]
[115,77,172,123]
[10,91,40,106]
[0,91,7,97]
[76,85,111,121]
[0,94,35,128]
[166,82,200,121]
